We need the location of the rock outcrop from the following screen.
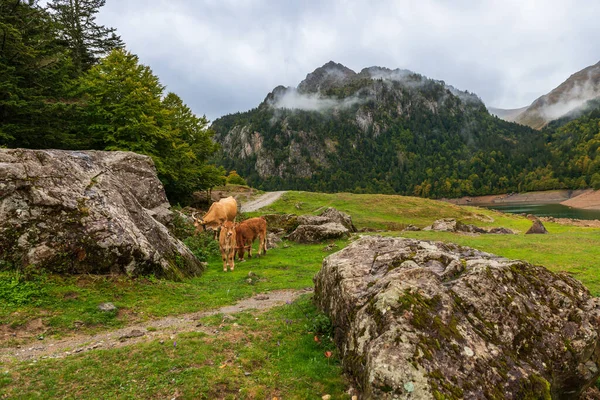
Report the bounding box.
[314,236,600,399]
[526,219,549,234]
[287,208,355,243]
[0,149,203,279]
[287,222,350,244]
[424,218,514,235]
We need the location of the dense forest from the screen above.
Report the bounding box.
[212,69,600,198]
[0,0,224,204]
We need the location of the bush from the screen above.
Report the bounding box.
[226,170,248,186]
[183,231,220,262]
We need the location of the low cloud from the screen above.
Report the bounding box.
[269,88,365,112]
[540,77,600,120]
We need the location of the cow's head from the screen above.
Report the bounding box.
[221,221,236,238]
[191,212,207,233]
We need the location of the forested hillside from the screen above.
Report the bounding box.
[0,0,224,203]
[212,62,600,198]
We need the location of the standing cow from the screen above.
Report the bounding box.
[192,196,237,238]
[235,217,267,261]
[219,221,237,272]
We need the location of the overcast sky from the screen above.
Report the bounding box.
[95,0,600,122]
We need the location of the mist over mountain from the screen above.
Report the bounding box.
[491,61,600,129]
[211,62,553,197]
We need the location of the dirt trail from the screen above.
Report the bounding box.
[240,191,287,213]
[0,289,310,363]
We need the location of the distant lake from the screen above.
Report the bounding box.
[478,203,600,220]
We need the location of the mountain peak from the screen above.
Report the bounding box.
[511,61,600,129]
[297,61,356,94]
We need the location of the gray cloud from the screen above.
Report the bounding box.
[93,0,600,121]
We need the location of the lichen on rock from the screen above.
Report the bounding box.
[314,235,600,399]
[0,149,203,279]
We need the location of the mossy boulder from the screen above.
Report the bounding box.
[0,149,203,279]
[314,236,600,399]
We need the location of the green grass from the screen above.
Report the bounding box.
[0,238,344,338]
[263,191,600,295]
[256,191,512,229]
[2,189,600,398]
[0,295,348,400]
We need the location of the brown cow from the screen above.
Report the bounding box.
[235,217,267,261]
[219,221,237,272]
[192,196,238,237]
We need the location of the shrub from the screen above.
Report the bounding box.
[183,231,220,262]
[226,170,248,186]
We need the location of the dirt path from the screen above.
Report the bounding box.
[241,191,287,213]
[0,288,310,363]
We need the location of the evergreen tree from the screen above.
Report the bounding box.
[0,0,77,148]
[78,49,224,203]
[47,0,123,74]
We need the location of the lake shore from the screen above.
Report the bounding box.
[443,189,600,210]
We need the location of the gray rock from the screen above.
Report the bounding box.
[0,149,204,279]
[287,207,356,243]
[320,207,357,232]
[262,214,299,233]
[526,219,549,234]
[487,227,514,234]
[266,232,282,249]
[287,222,350,244]
[297,215,330,226]
[425,218,508,235]
[402,224,421,232]
[314,236,600,399]
[98,302,117,312]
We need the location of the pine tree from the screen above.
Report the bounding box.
[47,0,123,74]
[0,0,77,148]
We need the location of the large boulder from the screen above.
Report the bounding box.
[287,207,356,243]
[0,149,203,279]
[424,218,513,235]
[319,207,357,232]
[262,214,299,233]
[314,236,600,399]
[286,222,350,244]
[526,219,549,234]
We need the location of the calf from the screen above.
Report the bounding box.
[219,221,237,272]
[235,217,267,261]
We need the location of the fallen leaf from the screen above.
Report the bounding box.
[219,364,227,369]
[314,335,321,343]
[324,351,332,358]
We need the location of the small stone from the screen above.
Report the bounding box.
[464,346,474,357]
[255,294,270,300]
[322,395,331,400]
[98,302,117,312]
[404,382,414,392]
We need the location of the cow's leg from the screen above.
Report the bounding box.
[259,233,266,256]
[221,248,227,272]
[229,249,235,271]
[247,240,253,258]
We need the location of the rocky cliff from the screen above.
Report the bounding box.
[0,149,203,279]
[212,61,542,197]
[314,236,600,399]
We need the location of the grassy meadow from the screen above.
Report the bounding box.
[2,190,600,398]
